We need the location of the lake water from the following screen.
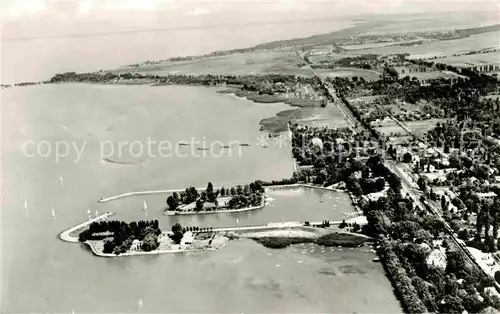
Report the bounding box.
[1,19,353,85]
[1,83,401,313]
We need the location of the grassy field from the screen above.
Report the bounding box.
[316,67,382,81]
[345,31,500,59]
[112,51,314,77]
[436,51,500,68]
[341,40,423,51]
[394,67,466,80]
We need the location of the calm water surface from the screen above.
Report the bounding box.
[1,84,401,313]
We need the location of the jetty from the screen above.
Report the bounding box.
[98,184,347,204]
[59,212,114,243]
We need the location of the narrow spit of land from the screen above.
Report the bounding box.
[59,212,114,243]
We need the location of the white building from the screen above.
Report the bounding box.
[180,231,194,245]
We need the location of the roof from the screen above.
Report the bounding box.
[181,231,194,245]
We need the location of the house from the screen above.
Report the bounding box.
[130,239,141,251]
[181,231,194,245]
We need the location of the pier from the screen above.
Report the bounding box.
[99,184,347,203]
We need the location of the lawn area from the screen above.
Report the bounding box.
[372,118,408,136]
[405,119,444,135]
[394,67,466,80]
[316,67,382,81]
[112,51,314,77]
[437,50,500,68]
[346,31,500,59]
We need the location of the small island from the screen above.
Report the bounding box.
[164,181,266,215]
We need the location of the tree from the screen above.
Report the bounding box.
[439,295,465,314]
[206,182,214,194]
[172,192,180,202]
[166,195,179,210]
[170,223,184,244]
[402,152,412,163]
[172,223,183,234]
[446,249,467,278]
[458,228,470,241]
[495,270,500,283]
[196,199,205,211]
[142,233,159,252]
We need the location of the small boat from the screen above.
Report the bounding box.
[373,257,380,262]
[236,218,240,226]
[143,200,148,211]
[86,209,91,215]
[222,145,231,148]
[24,201,27,209]
[178,142,190,146]
[197,147,210,150]
[59,176,63,182]
[52,209,55,217]
[95,209,99,217]
[239,143,251,146]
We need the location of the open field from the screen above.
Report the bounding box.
[341,40,425,51]
[359,13,500,35]
[436,51,500,68]
[112,51,314,77]
[394,67,466,80]
[308,53,352,64]
[316,67,382,81]
[260,103,351,133]
[405,119,444,135]
[345,31,500,59]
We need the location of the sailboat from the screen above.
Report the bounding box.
[143,200,148,211]
[52,208,55,217]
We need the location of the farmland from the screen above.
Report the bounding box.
[436,50,500,68]
[345,31,500,59]
[111,51,314,77]
[315,67,382,81]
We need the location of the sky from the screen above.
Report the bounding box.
[1,0,499,40]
